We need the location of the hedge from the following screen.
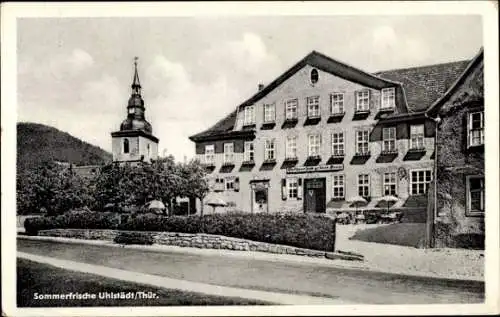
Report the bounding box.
[24,211,336,251]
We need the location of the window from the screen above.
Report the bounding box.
[263,103,276,123]
[383,172,397,196]
[244,141,254,162]
[410,169,432,195]
[287,178,299,199]
[356,130,370,155]
[358,174,370,198]
[204,145,215,165]
[382,127,396,152]
[381,88,396,109]
[285,99,298,120]
[308,134,321,157]
[225,177,235,191]
[410,125,425,149]
[332,175,345,199]
[286,136,297,159]
[147,144,151,157]
[331,132,344,156]
[265,139,275,160]
[243,105,255,125]
[214,178,225,192]
[468,111,484,147]
[123,139,129,154]
[356,90,370,112]
[467,176,485,215]
[223,143,234,164]
[310,68,319,84]
[330,93,344,114]
[307,96,320,118]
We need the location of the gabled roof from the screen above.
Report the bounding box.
[375,60,471,112]
[426,48,484,116]
[190,50,477,142]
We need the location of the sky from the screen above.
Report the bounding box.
[17,15,483,162]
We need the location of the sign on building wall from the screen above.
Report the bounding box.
[286,164,344,174]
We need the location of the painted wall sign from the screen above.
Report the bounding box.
[286,164,344,174]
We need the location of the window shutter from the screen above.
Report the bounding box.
[234,177,240,192]
[354,90,358,110]
[297,178,303,200]
[369,89,374,111]
[281,179,287,200]
[464,112,470,151]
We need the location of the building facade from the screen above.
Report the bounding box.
[190,51,471,215]
[111,58,159,164]
[426,49,484,248]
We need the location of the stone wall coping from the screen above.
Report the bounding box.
[37,229,363,262]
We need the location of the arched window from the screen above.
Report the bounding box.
[147,144,151,156]
[310,68,319,84]
[123,139,129,154]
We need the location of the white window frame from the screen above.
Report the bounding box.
[225,177,235,191]
[332,174,345,199]
[466,175,485,215]
[263,103,276,123]
[410,124,425,149]
[244,141,254,162]
[307,96,320,118]
[243,105,256,126]
[223,143,234,164]
[409,169,433,195]
[331,132,344,156]
[286,136,297,159]
[285,99,298,120]
[382,127,397,152]
[308,134,321,157]
[265,139,275,161]
[356,130,370,155]
[468,111,484,147]
[330,93,344,115]
[204,145,215,165]
[383,172,397,196]
[358,174,370,198]
[381,88,396,109]
[356,90,370,112]
[287,177,299,199]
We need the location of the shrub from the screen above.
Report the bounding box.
[113,231,154,245]
[24,212,336,252]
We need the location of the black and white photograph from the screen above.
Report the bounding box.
[2,1,499,316]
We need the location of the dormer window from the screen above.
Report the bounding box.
[243,105,256,126]
[128,108,135,114]
[310,68,319,84]
[381,88,396,109]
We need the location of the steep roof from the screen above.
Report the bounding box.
[375,60,471,112]
[426,48,484,116]
[190,51,474,142]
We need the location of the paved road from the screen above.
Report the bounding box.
[17,239,484,304]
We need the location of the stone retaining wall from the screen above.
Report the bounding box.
[38,229,361,261]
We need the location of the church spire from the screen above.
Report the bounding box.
[131,56,141,95]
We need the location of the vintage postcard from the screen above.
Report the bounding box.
[1,1,499,316]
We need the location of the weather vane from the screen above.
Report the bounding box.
[134,56,139,67]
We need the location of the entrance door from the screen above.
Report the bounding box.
[303,178,326,213]
[252,188,269,213]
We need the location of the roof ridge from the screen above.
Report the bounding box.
[374,59,471,75]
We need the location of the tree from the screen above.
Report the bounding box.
[178,158,209,217]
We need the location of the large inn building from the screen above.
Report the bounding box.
[189,51,472,215]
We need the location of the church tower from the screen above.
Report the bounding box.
[111,57,159,163]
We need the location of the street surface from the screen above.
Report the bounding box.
[17,239,484,304]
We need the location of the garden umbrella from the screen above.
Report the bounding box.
[349,195,368,222]
[378,195,398,213]
[146,200,166,215]
[205,195,228,214]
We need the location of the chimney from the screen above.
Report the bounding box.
[258,83,265,91]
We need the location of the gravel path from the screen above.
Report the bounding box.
[335,224,484,281]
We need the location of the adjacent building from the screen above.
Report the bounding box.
[189,51,471,215]
[426,48,484,248]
